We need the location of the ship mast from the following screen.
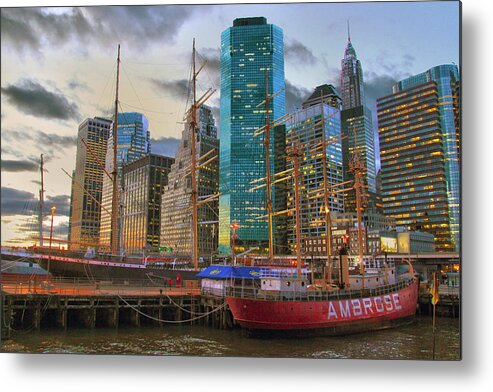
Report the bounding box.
[188,39,217,271]
[191,39,199,271]
[39,154,45,248]
[350,146,366,290]
[291,138,303,279]
[110,44,121,256]
[320,93,333,286]
[264,71,274,263]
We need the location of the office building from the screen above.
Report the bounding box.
[218,17,286,255]
[121,154,174,255]
[378,81,452,251]
[160,105,219,257]
[339,29,377,213]
[69,117,112,250]
[285,91,344,253]
[99,112,151,251]
[392,64,460,251]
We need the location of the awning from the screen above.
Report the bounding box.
[196,265,263,280]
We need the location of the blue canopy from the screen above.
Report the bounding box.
[196,265,263,280]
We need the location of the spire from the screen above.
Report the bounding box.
[347,19,351,43]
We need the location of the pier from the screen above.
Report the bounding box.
[1,277,234,339]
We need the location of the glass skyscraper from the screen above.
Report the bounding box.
[393,64,460,251]
[339,30,377,213]
[99,112,151,251]
[218,17,286,255]
[286,98,344,253]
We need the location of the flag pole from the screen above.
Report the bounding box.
[431,271,438,360]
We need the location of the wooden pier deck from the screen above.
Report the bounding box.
[1,278,234,339]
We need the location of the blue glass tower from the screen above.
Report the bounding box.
[218,17,286,254]
[394,65,460,251]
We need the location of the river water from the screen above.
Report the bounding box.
[1,316,459,360]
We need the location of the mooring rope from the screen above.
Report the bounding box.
[117,295,228,324]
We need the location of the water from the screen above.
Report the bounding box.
[1,316,460,360]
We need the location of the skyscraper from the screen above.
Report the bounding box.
[377,81,452,251]
[392,64,460,251]
[218,17,286,255]
[121,154,174,255]
[339,27,377,214]
[99,112,151,251]
[286,90,344,253]
[340,26,365,110]
[69,117,112,251]
[160,105,219,257]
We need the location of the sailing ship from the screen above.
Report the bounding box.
[225,90,419,336]
[30,42,217,282]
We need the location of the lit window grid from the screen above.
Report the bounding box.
[377,81,453,251]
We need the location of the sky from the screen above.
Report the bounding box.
[0,0,460,247]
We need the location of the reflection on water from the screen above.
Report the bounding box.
[1,316,460,360]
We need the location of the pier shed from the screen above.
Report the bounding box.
[197,265,262,297]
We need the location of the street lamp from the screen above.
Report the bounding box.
[47,205,56,272]
[230,223,239,266]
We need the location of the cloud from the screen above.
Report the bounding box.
[196,47,221,88]
[67,78,92,92]
[1,6,201,55]
[1,159,39,172]
[2,128,77,162]
[1,187,70,217]
[1,79,80,121]
[364,73,399,104]
[150,137,181,158]
[285,80,312,112]
[1,187,39,216]
[150,78,190,99]
[285,38,318,67]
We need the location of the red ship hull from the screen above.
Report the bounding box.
[226,279,419,336]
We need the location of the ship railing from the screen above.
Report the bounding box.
[226,277,415,302]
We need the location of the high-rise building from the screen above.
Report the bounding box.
[69,117,112,251]
[377,81,452,251]
[340,27,365,110]
[339,29,377,214]
[218,17,286,255]
[392,64,460,251]
[160,105,219,257]
[99,112,151,251]
[121,154,174,255]
[285,98,344,253]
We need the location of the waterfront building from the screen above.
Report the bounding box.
[392,64,460,251]
[218,17,286,255]
[396,230,435,254]
[69,117,112,251]
[160,105,219,257]
[377,81,452,251]
[99,112,151,251]
[339,29,377,213]
[285,91,344,254]
[121,154,174,255]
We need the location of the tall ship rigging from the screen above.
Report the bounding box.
[31,42,218,282]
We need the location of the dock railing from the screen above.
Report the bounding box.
[1,276,200,296]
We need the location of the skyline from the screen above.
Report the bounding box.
[0,1,460,246]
